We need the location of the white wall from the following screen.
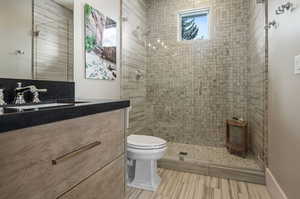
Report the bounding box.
[0,0,32,79]
[268,0,300,198]
[74,0,121,99]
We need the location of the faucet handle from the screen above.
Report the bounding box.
[0,89,6,106]
[36,88,47,93]
[28,85,47,93]
[16,82,22,88]
[32,87,47,103]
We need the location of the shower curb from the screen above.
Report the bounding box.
[158,158,265,185]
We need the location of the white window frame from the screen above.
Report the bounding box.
[178,8,210,41]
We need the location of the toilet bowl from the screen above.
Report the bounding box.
[127,135,167,191]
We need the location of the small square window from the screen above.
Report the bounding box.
[179,9,210,41]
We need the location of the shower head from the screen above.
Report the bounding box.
[132,26,151,42]
[143,29,151,36]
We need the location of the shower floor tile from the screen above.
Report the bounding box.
[163,142,261,170]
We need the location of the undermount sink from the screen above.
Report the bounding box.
[7,103,71,110]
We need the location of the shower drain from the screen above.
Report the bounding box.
[179,152,188,161]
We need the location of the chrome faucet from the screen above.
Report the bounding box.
[14,82,48,104]
[0,89,6,106]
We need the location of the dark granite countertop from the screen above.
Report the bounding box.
[0,99,130,134]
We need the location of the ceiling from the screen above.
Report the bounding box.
[53,0,74,10]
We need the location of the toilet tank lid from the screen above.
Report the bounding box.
[127,135,167,147]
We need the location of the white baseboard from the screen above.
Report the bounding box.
[266,168,288,199]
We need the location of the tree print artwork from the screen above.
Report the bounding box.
[84,4,117,80]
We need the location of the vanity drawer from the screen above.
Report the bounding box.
[58,155,125,199]
[0,110,125,199]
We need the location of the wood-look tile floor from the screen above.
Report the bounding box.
[126,169,271,199]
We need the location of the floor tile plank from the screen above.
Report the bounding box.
[127,169,270,199]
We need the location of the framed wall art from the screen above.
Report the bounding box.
[84,4,117,80]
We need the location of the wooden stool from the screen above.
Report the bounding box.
[226,120,248,158]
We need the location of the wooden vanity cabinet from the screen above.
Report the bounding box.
[0,110,126,199]
[58,156,125,199]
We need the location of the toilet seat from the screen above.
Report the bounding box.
[127,135,167,150]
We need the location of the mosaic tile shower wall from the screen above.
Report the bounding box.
[146,0,249,147]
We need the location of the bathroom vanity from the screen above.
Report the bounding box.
[0,99,130,199]
[0,0,129,197]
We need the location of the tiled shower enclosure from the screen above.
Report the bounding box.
[122,0,268,171]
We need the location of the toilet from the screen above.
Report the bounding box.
[127,135,167,191]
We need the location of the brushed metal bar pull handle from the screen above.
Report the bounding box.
[52,141,101,165]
